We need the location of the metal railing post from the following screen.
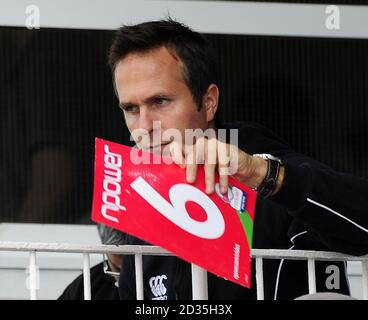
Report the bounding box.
[362,260,368,300]
[191,264,208,300]
[29,251,38,300]
[83,253,91,300]
[255,257,264,300]
[307,258,316,294]
[135,253,144,300]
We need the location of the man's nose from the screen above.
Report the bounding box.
[138,108,154,132]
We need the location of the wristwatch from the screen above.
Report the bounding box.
[252,153,284,198]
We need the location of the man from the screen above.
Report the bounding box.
[58,225,126,300]
[108,19,368,299]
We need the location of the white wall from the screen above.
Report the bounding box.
[0,0,367,38]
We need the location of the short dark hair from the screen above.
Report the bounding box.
[108,18,217,109]
[97,224,127,245]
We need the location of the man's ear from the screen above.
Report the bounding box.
[202,84,219,123]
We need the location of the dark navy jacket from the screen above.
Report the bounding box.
[119,122,368,300]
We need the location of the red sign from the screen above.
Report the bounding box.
[91,138,257,287]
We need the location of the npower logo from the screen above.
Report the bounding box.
[149,275,168,300]
[101,145,126,223]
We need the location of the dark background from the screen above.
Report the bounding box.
[0,26,367,223]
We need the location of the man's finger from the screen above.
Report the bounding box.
[218,168,229,194]
[186,163,198,184]
[218,140,231,194]
[203,137,217,194]
[204,162,216,194]
[169,141,185,168]
[185,146,198,183]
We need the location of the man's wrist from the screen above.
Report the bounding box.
[234,151,285,196]
[252,154,285,197]
[272,166,285,196]
[251,156,269,189]
[234,152,268,188]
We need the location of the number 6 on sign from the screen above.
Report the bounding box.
[130,176,225,239]
[92,139,257,288]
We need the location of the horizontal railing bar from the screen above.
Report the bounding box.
[1,242,368,262]
[251,249,368,261]
[0,242,170,255]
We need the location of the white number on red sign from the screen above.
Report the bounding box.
[130,177,225,239]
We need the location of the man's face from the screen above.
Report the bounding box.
[107,253,123,286]
[114,46,212,154]
[107,253,123,274]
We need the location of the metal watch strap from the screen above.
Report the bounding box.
[255,158,281,198]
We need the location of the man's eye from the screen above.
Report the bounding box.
[154,97,169,106]
[123,105,138,113]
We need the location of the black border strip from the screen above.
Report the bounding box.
[197,0,368,6]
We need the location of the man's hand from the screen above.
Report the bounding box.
[168,137,284,196]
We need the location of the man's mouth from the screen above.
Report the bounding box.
[149,142,170,148]
[147,141,171,153]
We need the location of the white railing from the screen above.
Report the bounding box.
[252,249,368,300]
[0,241,367,300]
[0,241,192,300]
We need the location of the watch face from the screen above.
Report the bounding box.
[214,183,234,203]
[254,153,282,164]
